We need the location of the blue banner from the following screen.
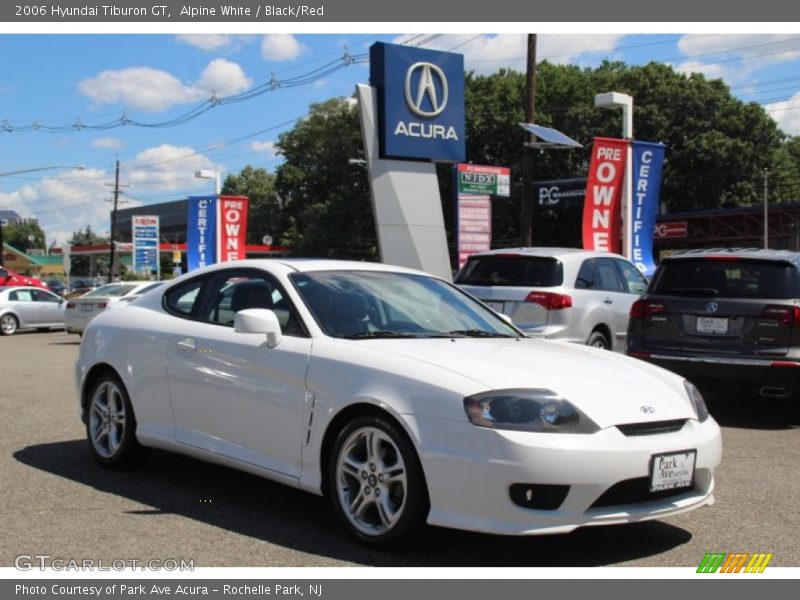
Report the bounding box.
[186,195,217,271]
[631,141,666,277]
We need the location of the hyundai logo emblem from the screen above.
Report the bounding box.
[405,62,449,118]
[706,302,719,313]
[640,406,655,414]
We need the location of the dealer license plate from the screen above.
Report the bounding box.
[80,303,94,312]
[650,450,696,492]
[697,316,728,334]
[485,301,504,313]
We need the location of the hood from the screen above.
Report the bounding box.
[352,337,695,429]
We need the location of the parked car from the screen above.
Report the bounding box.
[0,286,65,335]
[67,279,97,297]
[627,248,800,399]
[76,259,721,547]
[65,281,163,334]
[455,248,649,351]
[0,266,48,289]
[44,279,69,297]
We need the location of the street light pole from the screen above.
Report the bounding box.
[763,168,769,250]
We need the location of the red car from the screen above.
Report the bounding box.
[0,266,48,289]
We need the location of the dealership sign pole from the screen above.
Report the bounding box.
[132,215,160,279]
[454,164,510,269]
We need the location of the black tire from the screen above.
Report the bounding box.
[85,372,149,469]
[587,330,610,350]
[328,414,429,548]
[0,314,19,336]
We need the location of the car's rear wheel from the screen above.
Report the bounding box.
[86,373,149,469]
[587,330,610,349]
[0,314,19,336]
[329,415,428,547]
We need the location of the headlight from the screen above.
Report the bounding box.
[463,389,599,433]
[684,380,710,422]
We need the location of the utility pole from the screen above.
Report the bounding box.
[107,159,122,283]
[520,34,537,247]
[763,168,769,250]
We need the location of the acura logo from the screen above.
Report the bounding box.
[640,406,655,414]
[405,62,448,118]
[706,302,719,313]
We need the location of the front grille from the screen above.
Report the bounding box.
[590,477,694,509]
[509,483,570,510]
[617,419,687,436]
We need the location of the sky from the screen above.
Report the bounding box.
[2,32,800,246]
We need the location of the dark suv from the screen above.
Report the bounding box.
[627,248,800,399]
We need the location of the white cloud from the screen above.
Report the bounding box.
[674,34,800,83]
[78,59,251,112]
[261,34,307,62]
[176,34,235,51]
[90,137,123,149]
[766,92,800,135]
[126,144,221,191]
[392,34,625,75]
[249,140,279,158]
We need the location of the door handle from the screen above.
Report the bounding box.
[604,298,613,305]
[176,337,197,352]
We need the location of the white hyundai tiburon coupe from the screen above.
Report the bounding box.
[76,260,721,546]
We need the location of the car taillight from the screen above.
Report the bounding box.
[630,299,665,319]
[524,291,572,310]
[66,302,76,309]
[761,305,800,327]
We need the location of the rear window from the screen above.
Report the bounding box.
[651,258,799,299]
[455,256,563,287]
[84,284,137,297]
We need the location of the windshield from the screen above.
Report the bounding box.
[290,270,521,339]
[84,284,138,298]
[455,255,563,287]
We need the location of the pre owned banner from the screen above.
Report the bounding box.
[582,137,629,253]
[217,196,249,263]
[187,196,217,272]
[631,141,666,276]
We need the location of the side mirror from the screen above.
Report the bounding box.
[234,308,283,348]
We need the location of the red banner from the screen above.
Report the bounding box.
[582,137,629,253]
[217,196,249,263]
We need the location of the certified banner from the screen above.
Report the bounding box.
[217,196,249,263]
[187,195,217,271]
[132,215,159,277]
[631,141,666,276]
[582,137,629,253]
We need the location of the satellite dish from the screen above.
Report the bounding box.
[262,235,273,246]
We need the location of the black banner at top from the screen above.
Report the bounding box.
[2,0,800,22]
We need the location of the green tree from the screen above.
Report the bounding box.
[3,221,47,252]
[68,225,109,276]
[221,166,281,245]
[274,98,376,259]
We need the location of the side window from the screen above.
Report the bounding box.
[594,258,624,292]
[10,290,33,302]
[615,260,649,295]
[33,289,60,303]
[575,260,597,290]
[164,278,206,317]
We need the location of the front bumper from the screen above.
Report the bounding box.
[412,415,721,535]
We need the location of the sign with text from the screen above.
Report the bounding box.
[457,164,510,196]
[132,215,159,277]
[631,141,666,276]
[370,42,465,162]
[534,178,587,209]
[217,196,249,263]
[187,196,217,271]
[655,221,688,239]
[456,195,492,269]
[582,137,629,253]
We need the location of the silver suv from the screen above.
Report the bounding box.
[455,248,649,351]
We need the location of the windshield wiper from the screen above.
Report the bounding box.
[442,329,517,338]
[341,330,421,339]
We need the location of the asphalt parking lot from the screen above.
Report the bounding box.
[1,330,798,568]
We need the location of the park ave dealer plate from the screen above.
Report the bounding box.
[650,450,696,492]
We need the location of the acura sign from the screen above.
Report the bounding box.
[370,42,465,162]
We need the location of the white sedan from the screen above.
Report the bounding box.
[75,260,722,547]
[0,286,65,335]
[65,281,164,335]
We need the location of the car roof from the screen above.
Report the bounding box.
[179,259,432,277]
[464,247,628,261]
[664,248,800,265]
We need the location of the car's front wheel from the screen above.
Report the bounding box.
[329,415,429,547]
[0,314,19,335]
[86,373,149,468]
